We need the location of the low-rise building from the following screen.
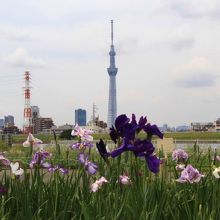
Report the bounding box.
[4,115,14,127]
[3,125,20,134]
[50,124,73,134]
[191,122,214,131]
[176,125,192,132]
[37,117,54,133]
[214,119,220,132]
[94,117,107,129]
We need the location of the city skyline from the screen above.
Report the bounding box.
[0,0,220,127]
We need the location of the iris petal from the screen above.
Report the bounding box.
[115,114,130,131]
[87,162,98,175]
[146,155,160,173]
[144,124,163,139]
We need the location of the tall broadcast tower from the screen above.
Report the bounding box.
[23,71,33,134]
[107,20,118,127]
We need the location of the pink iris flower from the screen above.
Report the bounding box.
[176,165,204,183]
[119,175,131,185]
[23,133,43,150]
[71,124,93,142]
[90,177,108,192]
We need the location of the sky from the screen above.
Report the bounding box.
[0,0,220,128]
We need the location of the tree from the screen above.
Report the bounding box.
[59,129,76,140]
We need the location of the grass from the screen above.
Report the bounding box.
[9,131,220,146]
[1,131,220,219]
[12,134,54,144]
[164,132,220,140]
[0,141,220,219]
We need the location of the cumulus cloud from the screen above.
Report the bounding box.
[169,0,220,19]
[174,57,217,88]
[3,48,45,68]
[168,27,195,51]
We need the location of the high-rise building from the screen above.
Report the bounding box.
[31,106,40,134]
[0,119,4,128]
[107,20,118,128]
[31,106,40,118]
[75,109,86,126]
[4,115,14,127]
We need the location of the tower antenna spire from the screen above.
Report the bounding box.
[111,20,113,45]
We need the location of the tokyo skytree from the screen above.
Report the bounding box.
[107,20,118,128]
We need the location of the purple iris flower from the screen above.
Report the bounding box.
[109,114,130,143]
[96,139,109,162]
[41,162,52,168]
[59,167,69,174]
[70,141,93,150]
[110,114,163,143]
[131,114,162,140]
[145,154,161,173]
[111,139,154,158]
[29,150,51,168]
[143,124,163,139]
[0,153,10,166]
[134,142,160,174]
[111,139,160,174]
[109,126,119,144]
[111,139,133,158]
[132,139,155,156]
[123,123,138,140]
[49,165,68,174]
[115,114,130,132]
[78,153,98,175]
[172,149,188,162]
[131,114,147,133]
[48,166,57,172]
[110,114,163,174]
[177,165,204,183]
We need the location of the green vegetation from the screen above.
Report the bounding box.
[1,130,220,219]
[0,141,8,152]
[94,131,220,140]
[0,144,220,219]
[9,131,220,147]
[164,132,220,140]
[12,134,54,144]
[59,129,77,140]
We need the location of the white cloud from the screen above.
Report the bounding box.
[168,26,195,51]
[174,57,217,88]
[176,72,216,88]
[0,1,220,127]
[3,48,45,68]
[176,57,212,72]
[117,37,139,54]
[169,0,220,19]
[0,25,31,41]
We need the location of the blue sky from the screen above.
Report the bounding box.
[0,0,220,127]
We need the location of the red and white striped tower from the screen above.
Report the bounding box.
[23,71,33,134]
